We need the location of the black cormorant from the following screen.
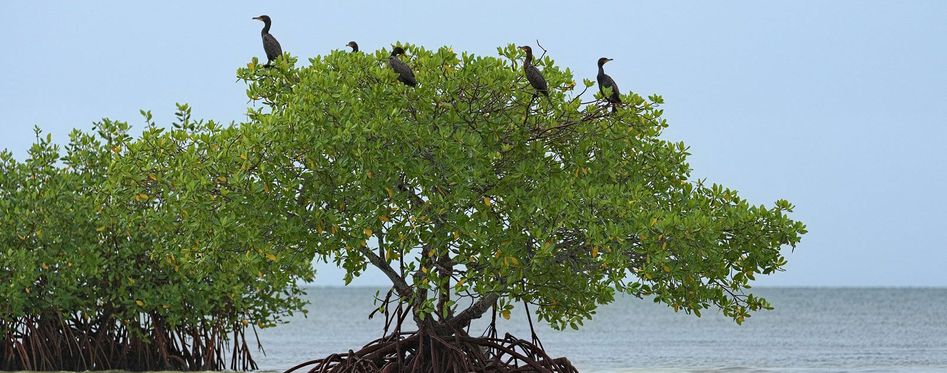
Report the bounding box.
[597,57,621,112]
[346,41,359,52]
[518,45,548,98]
[252,15,282,67]
[389,47,417,87]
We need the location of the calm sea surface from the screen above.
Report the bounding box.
[254,287,947,373]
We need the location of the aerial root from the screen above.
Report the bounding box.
[285,330,577,373]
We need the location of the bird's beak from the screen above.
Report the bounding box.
[607,58,614,62]
[252,17,260,20]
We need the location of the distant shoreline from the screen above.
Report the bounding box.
[298,284,947,290]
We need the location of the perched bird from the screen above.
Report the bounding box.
[346,41,359,53]
[518,45,548,98]
[252,15,282,67]
[596,57,622,112]
[389,47,417,87]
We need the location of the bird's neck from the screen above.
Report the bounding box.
[598,64,605,75]
[261,21,271,35]
[524,53,533,66]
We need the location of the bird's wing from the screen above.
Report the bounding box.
[263,34,282,60]
[606,76,619,93]
[389,58,407,74]
[390,58,417,85]
[600,74,620,101]
[402,62,416,79]
[526,65,548,91]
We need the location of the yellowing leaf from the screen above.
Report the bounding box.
[452,231,460,240]
[379,215,390,222]
[96,226,106,232]
[421,266,429,274]
[662,264,671,273]
[483,197,493,207]
[41,263,49,270]
[591,247,599,258]
[135,300,144,307]
[265,253,278,262]
[134,193,149,202]
[501,310,511,320]
[385,187,394,199]
[650,217,658,227]
[364,228,373,238]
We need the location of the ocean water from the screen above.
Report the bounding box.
[254,287,947,372]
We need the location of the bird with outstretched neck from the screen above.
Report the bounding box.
[597,57,622,112]
[518,45,549,98]
[252,15,282,67]
[389,47,417,87]
[346,41,359,53]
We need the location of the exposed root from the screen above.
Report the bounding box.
[286,330,577,373]
[288,297,576,373]
[0,312,256,371]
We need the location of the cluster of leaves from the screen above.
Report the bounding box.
[0,107,313,357]
[235,43,807,330]
[0,41,805,367]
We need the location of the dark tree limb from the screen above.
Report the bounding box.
[359,247,413,298]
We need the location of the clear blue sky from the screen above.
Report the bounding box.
[2,1,945,287]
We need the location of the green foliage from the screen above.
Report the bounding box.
[234,44,806,329]
[0,43,805,360]
[0,110,313,353]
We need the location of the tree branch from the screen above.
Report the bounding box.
[445,293,500,330]
[359,247,412,298]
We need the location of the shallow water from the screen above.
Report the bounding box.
[250,287,947,373]
[7,289,945,372]
[251,287,947,372]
